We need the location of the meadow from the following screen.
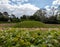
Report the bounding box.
[0,0,60,47]
[0,21,60,47]
[0,28,60,47]
[14,21,60,28]
[0,21,60,28]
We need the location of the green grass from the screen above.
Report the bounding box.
[14,21,60,28]
[46,24,60,28]
[0,28,60,47]
[14,21,46,28]
[0,21,60,28]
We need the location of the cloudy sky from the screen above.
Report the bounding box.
[0,0,60,17]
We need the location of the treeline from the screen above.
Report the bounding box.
[20,9,60,24]
[20,14,60,24]
[0,6,60,24]
[0,11,60,24]
[0,12,20,22]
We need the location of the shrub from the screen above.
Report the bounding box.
[14,21,46,28]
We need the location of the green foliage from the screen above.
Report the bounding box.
[14,21,46,28]
[0,28,60,47]
[0,12,9,22]
[0,12,20,22]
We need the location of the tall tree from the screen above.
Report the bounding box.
[11,14,16,18]
[33,9,47,22]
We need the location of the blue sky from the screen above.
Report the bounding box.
[0,0,60,17]
[10,0,54,8]
[26,0,53,8]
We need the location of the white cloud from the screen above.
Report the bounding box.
[12,3,39,17]
[0,0,9,4]
[45,5,50,11]
[53,0,60,5]
[11,0,28,2]
[10,0,28,5]
[45,5,52,16]
[45,0,60,16]
[45,5,58,16]
[0,0,39,17]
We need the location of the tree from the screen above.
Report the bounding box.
[21,15,27,19]
[30,15,41,21]
[0,12,3,17]
[47,16,58,24]
[33,9,47,22]
[11,14,16,18]
[3,12,9,17]
[20,15,28,21]
[0,12,3,20]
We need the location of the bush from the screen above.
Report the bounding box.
[14,21,46,28]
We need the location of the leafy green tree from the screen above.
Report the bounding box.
[11,14,16,18]
[47,16,58,24]
[20,15,28,21]
[33,9,47,22]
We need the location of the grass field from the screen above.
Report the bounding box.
[13,21,60,28]
[0,21,60,47]
[14,21,46,28]
[0,23,16,28]
[0,21,60,28]
[0,28,60,47]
